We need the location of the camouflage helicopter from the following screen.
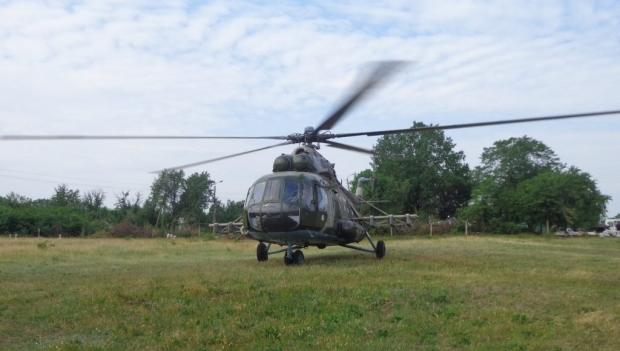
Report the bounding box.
[3,61,620,265]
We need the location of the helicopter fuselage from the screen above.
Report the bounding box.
[242,146,366,247]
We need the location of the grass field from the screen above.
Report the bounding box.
[1,235,619,351]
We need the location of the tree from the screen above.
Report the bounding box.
[50,184,81,208]
[370,122,471,218]
[2,192,31,206]
[179,172,213,225]
[207,199,244,224]
[148,170,186,229]
[463,137,608,233]
[458,178,499,230]
[115,191,132,211]
[113,190,142,223]
[146,170,215,230]
[82,190,105,216]
[477,136,562,188]
[512,168,608,231]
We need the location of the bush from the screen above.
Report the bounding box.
[109,220,153,238]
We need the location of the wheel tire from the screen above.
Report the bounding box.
[375,240,386,259]
[256,243,268,262]
[284,253,295,265]
[293,250,305,265]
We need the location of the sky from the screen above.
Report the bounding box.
[1,0,619,215]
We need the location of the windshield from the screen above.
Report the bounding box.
[247,178,300,205]
[263,179,281,202]
[247,181,266,206]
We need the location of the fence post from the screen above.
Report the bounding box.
[465,220,468,236]
[429,218,433,237]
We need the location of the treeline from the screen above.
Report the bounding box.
[0,172,244,237]
[352,123,610,233]
[1,123,613,236]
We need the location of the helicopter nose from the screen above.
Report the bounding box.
[261,203,300,232]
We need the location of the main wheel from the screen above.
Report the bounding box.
[256,243,269,262]
[375,240,386,259]
[293,250,305,265]
[284,252,295,265]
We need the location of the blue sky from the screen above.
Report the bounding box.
[1,0,620,216]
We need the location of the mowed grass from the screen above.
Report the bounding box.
[1,236,619,351]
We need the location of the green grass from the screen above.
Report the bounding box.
[1,235,619,350]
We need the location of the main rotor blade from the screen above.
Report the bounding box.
[324,140,374,155]
[313,61,406,135]
[329,110,620,139]
[152,141,292,173]
[0,135,288,141]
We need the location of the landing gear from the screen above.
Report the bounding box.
[256,242,269,262]
[284,249,305,265]
[338,231,387,259]
[258,242,306,265]
[284,253,294,265]
[293,250,305,264]
[375,240,386,259]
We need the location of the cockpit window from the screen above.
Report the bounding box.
[247,181,266,205]
[282,179,300,204]
[248,178,301,205]
[263,179,282,203]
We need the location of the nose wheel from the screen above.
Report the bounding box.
[257,242,305,265]
[284,249,304,265]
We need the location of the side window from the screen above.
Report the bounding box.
[316,185,328,212]
[248,181,266,205]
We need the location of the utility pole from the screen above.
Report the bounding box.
[212,180,223,230]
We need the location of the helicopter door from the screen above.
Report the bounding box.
[300,181,327,230]
[314,184,328,229]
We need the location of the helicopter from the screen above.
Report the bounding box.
[2,61,620,265]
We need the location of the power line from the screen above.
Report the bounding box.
[0,168,147,187]
[0,173,148,193]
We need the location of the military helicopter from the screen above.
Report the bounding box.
[2,61,620,265]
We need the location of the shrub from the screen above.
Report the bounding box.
[109,220,153,238]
